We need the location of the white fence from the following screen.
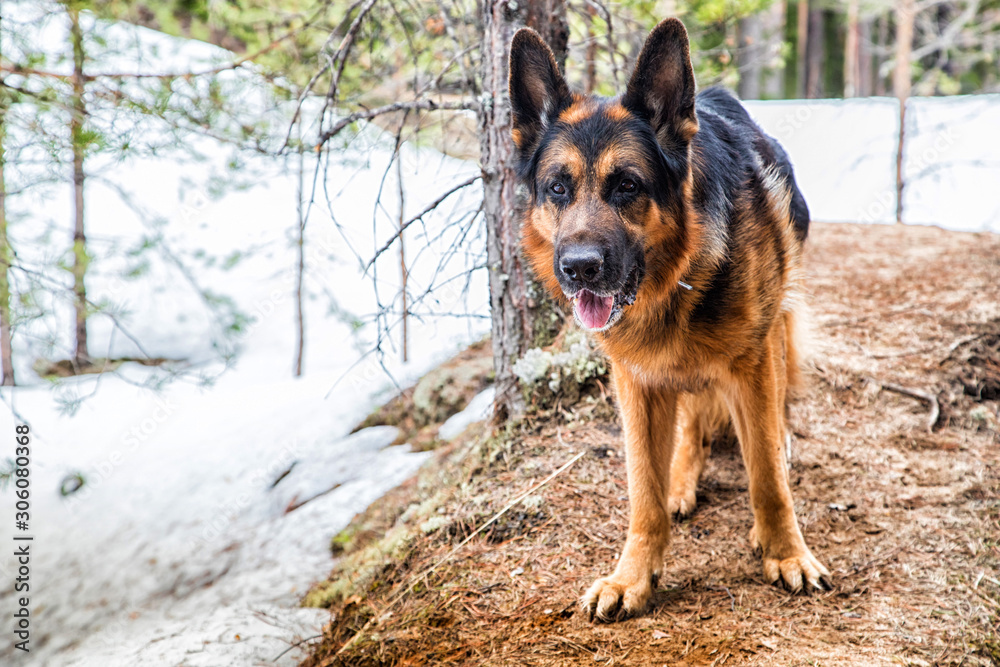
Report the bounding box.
[745,95,1000,233]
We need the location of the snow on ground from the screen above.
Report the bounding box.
[0,143,488,667]
[439,388,495,442]
[0,140,488,667]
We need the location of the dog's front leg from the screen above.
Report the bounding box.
[583,362,676,622]
[724,331,831,593]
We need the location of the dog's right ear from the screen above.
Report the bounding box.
[508,28,571,155]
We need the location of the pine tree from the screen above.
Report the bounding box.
[67,1,91,366]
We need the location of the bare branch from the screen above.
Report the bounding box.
[280,0,370,151]
[909,0,980,62]
[582,0,621,86]
[316,98,478,147]
[365,174,481,271]
[327,0,381,105]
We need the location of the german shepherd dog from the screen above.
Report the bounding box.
[508,19,830,621]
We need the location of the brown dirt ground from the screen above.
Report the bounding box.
[302,222,1000,667]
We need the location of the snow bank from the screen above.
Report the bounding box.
[0,136,488,667]
[438,387,495,441]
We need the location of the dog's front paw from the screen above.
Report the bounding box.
[667,489,697,518]
[581,571,654,622]
[762,551,830,592]
[750,524,831,593]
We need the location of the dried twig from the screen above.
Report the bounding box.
[283,482,343,514]
[867,377,940,433]
[272,633,324,662]
[938,332,987,365]
[709,585,736,613]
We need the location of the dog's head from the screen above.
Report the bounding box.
[509,19,699,332]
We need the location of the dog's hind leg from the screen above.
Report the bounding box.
[667,390,728,517]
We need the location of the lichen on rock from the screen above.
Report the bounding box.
[512,327,609,413]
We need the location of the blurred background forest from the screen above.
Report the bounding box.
[95,0,1000,100]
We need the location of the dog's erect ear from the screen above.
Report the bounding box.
[622,19,698,148]
[508,28,571,154]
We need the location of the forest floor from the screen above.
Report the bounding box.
[300,222,1000,666]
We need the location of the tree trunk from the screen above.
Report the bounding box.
[874,13,888,96]
[480,0,567,422]
[761,0,786,100]
[294,122,306,377]
[858,18,874,96]
[584,4,597,95]
[806,6,825,98]
[737,14,764,100]
[795,0,809,98]
[0,12,14,386]
[844,0,860,96]
[523,0,569,72]
[69,6,90,365]
[894,0,915,224]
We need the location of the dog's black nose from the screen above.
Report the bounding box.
[560,247,604,284]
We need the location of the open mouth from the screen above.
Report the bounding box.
[574,290,615,330]
[571,269,641,332]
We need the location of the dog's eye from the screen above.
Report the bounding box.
[550,182,566,196]
[618,179,637,193]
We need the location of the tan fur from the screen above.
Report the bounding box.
[666,389,728,517]
[603,104,633,122]
[558,96,597,124]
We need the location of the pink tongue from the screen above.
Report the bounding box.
[575,290,614,330]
